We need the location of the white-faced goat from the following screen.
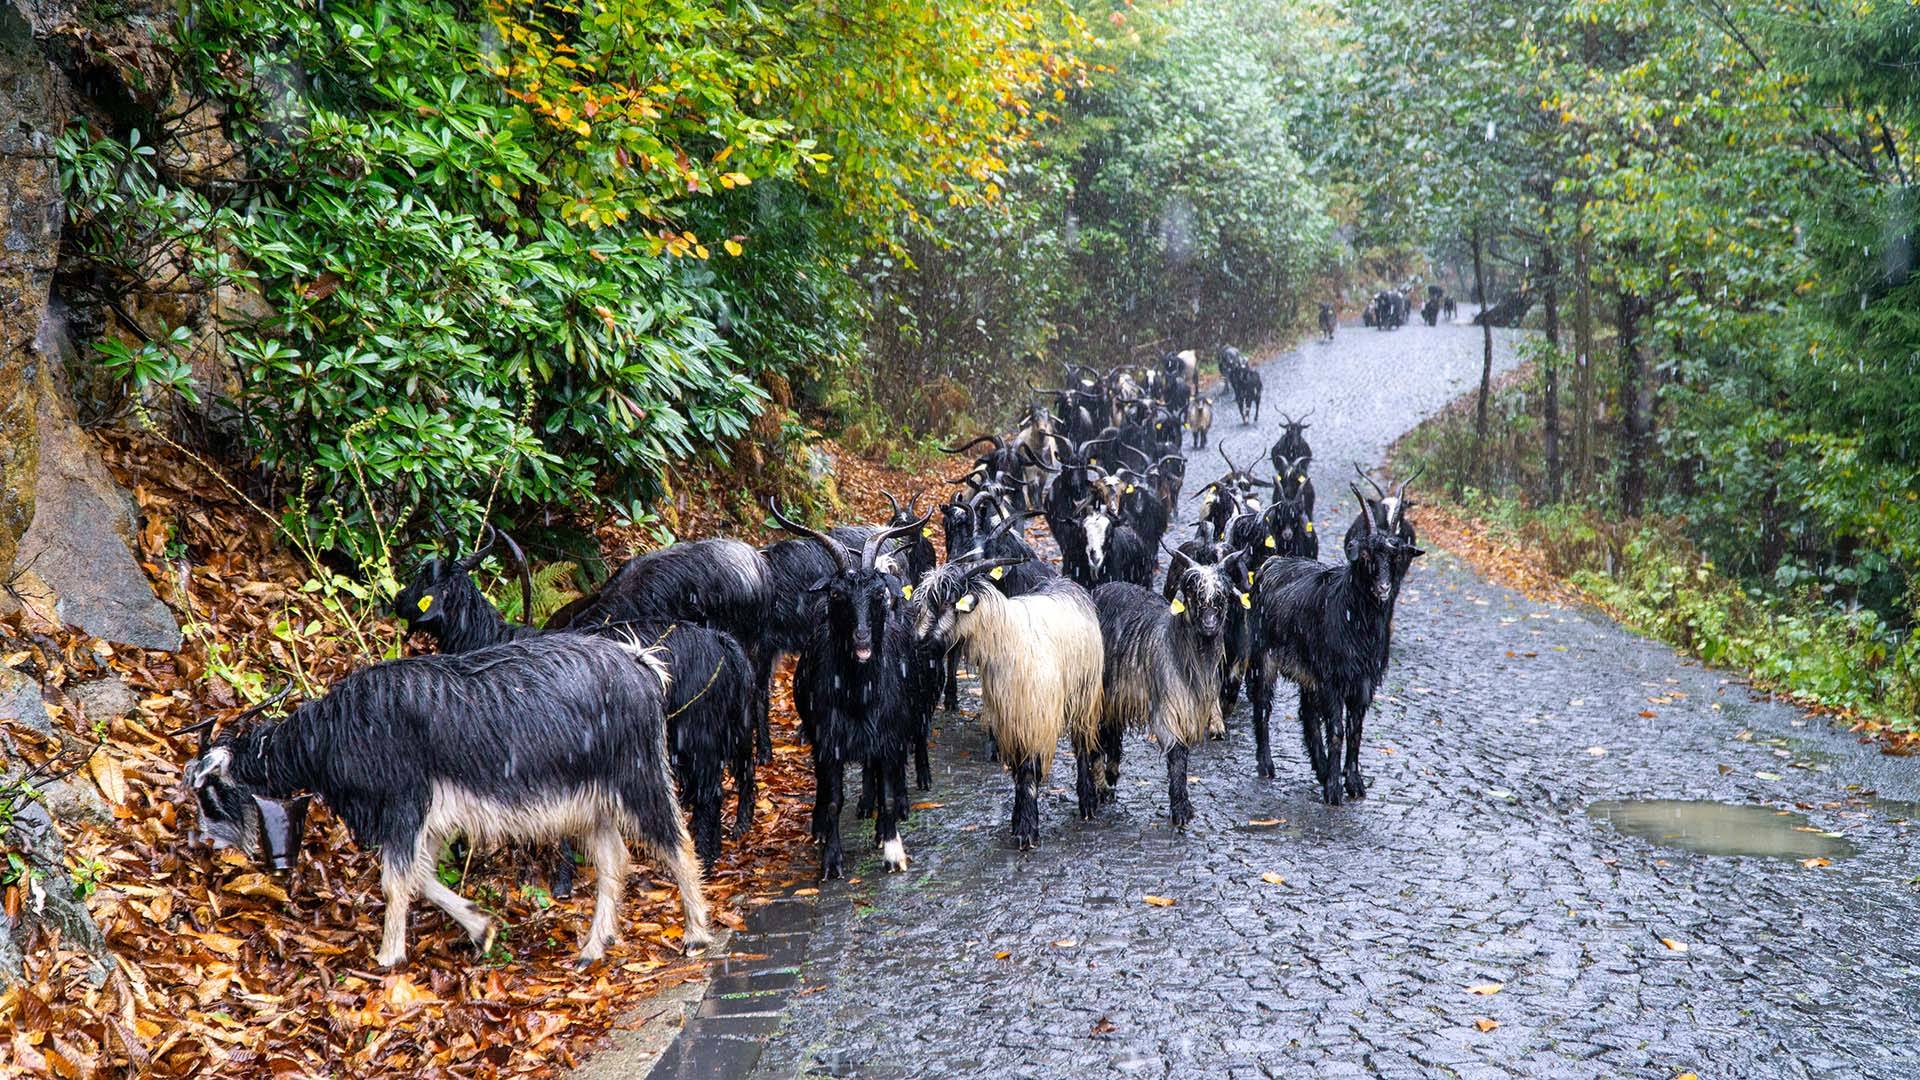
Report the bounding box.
[1088,565,1232,829]
[911,557,1105,846]
[772,505,933,879]
[182,633,711,968]
[1247,486,1423,804]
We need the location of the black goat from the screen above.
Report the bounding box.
[772,504,932,879]
[1272,452,1317,520]
[1318,303,1336,341]
[182,634,710,968]
[1088,565,1232,829]
[1227,363,1262,424]
[394,551,757,872]
[1269,412,1313,472]
[1247,486,1423,804]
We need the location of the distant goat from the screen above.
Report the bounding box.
[1188,396,1213,449]
[1318,303,1336,341]
[182,634,711,968]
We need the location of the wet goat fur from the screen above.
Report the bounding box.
[1247,511,1417,805]
[1090,570,1230,830]
[182,634,710,967]
[912,565,1104,843]
[394,557,756,870]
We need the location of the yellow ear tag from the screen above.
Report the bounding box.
[417,595,433,613]
[990,566,1005,580]
[1124,484,1135,494]
[901,584,914,599]
[1247,569,1255,585]
[1241,592,1252,609]
[1297,474,1306,483]
[1169,598,1186,615]
[1264,535,1276,549]
[1305,522,1314,533]
[955,594,976,612]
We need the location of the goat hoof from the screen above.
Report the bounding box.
[376,950,407,970]
[474,921,499,957]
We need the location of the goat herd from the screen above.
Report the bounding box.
[178,345,1424,971]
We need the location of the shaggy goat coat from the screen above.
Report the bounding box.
[183,634,710,967]
[1093,582,1225,750]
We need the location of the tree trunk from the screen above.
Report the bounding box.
[1540,238,1562,503]
[1572,203,1594,496]
[1471,227,1494,489]
[1616,290,1651,516]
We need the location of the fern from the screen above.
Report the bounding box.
[490,563,581,626]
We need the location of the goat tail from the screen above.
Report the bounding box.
[611,634,674,693]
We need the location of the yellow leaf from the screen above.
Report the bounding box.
[1260,872,1285,886]
[1052,939,1076,948]
[1466,982,1504,995]
[89,752,127,805]
[225,873,289,902]
[1676,1074,1698,1080]
[724,239,744,257]
[1801,857,1832,869]
[1660,938,1689,953]
[1142,895,1176,907]
[1474,1018,1500,1032]
[993,950,1011,960]
[1247,818,1281,827]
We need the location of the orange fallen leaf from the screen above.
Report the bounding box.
[1142,895,1176,907]
[1052,939,1076,948]
[1660,937,1690,953]
[1247,818,1281,827]
[1639,710,1658,718]
[1473,1018,1500,1032]
[1801,857,1832,869]
[992,950,1011,960]
[224,873,289,902]
[910,802,944,811]
[1466,982,1504,995]
[792,888,819,897]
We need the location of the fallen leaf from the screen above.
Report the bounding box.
[1586,746,1607,756]
[1638,710,1657,718]
[1474,1018,1500,1032]
[1090,1016,1117,1036]
[1755,771,1784,781]
[89,752,128,805]
[1052,939,1076,948]
[1466,982,1504,996]
[1142,895,1176,907]
[792,887,819,897]
[225,873,289,902]
[910,801,943,811]
[1676,1074,1698,1080]
[992,950,1011,960]
[1660,937,1690,953]
[1247,818,1281,827]
[1800,857,1831,869]
[1260,872,1286,886]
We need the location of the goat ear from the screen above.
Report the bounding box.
[1408,546,1427,559]
[955,593,976,612]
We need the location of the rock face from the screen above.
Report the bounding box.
[10,363,183,650]
[0,0,58,575]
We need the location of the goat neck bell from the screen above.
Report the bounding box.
[253,793,312,872]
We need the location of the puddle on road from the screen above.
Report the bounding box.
[1587,799,1857,861]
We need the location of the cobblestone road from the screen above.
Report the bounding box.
[667,320,1920,1080]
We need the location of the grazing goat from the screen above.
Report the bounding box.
[182,634,711,968]
[1248,487,1423,804]
[395,552,755,872]
[773,505,932,879]
[1088,566,1232,829]
[911,558,1105,845]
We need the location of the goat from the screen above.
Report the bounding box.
[1162,537,1254,722]
[911,557,1104,846]
[395,552,755,873]
[1269,412,1313,472]
[1247,486,1423,803]
[1272,453,1317,520]
[772,504,932,879]
[182,634,711,968]
[1318,303,1336,341]
[1227,362,1262,424]
[1088,565,1232,829]
[1350,464,1425,677]
[1187,396,1213,449]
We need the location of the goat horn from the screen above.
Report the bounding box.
[1353,463,1387,500]
[882,490,902,519]
[1395,461,1427,500]
[906,489,925,518]
[1349,484,1376,534]
[769,499,851,576]
[494,528,535,628]
[457,523,499,570]
[863,510,934,570]
[945,466,986,486]
[940,434,1004,455]
[1218,443,1242,474]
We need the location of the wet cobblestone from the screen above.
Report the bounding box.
[721,322,1920,1079]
